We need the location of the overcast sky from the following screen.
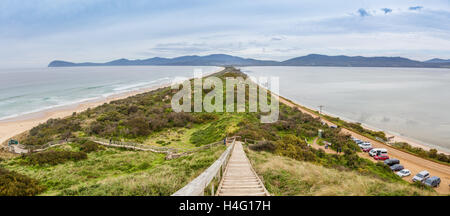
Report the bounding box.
[0,0,449,68]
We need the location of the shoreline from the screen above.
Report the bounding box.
[278,97,450,155]
[245,68,450,156]
[314,106,450,154]
[1,66,448,156]
[296,96,450,155]
[0,67,224,146]
[0,84,165,145]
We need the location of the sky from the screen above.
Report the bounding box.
[0,0,449,68]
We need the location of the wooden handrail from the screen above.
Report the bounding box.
[171,137,236,196]
[11,137,225,154]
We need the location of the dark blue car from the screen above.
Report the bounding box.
[389,164,404,172]
[424,176,441,187]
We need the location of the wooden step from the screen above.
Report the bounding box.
[216,141,269,196]
[221,185,263,189]
[218,192,267,196]
[223,179,259,183]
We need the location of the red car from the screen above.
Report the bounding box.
[374,154,389,160]
[362,147,373,152]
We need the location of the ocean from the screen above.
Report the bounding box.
[241,66,450,153]
[0,66,220,121]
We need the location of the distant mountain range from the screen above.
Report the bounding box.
[48,54,450,68]
[424,58,450,64]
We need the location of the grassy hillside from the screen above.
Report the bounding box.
[0,67,436,196]
[247,149,435,196]
[1,142,225,196]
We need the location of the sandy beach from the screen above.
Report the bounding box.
[0,84,165,146]
[0,67,224,147]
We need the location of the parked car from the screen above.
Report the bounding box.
[384,158,400,166]
[374,154,389,160]
[396,169,411,177]
[330,125,338,129]
[412,170,430,182]
[424,176,441,187]
[361,146,373,152]
[389,164,404,171]
[358,142,372,149]
[369,148,388,157]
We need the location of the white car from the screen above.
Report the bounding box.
[369,148,388,157]
[396,169,411,177]
[412,170,430,182]
[358,142,372,149]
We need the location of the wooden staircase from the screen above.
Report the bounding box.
[216,141,269,196]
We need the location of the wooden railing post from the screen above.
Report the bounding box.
[172,137,235,196]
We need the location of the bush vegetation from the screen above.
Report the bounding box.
[321,115,387,141]
[391,142,450,164]
[79,140,105,153]
[20,80,222,146]
[0,167,46,196]
[21,150,87,166]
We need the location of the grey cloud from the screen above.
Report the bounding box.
[357,8,370,17]
[143,41,249,56]
[150,42,212,53]
[294,9,450,36]
[381,8,392,14]
[409,6,423,11]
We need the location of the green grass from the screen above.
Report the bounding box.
[140,113,242,149]
[190,113,242,146]
[143,127,194,149]
[1,144,226,196]
[247,149,435,196]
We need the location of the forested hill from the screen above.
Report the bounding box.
[48,54,450,68]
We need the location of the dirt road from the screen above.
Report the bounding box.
[279,96,450,195]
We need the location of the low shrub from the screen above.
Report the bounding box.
[0,167,46,196]
[80,141,104,153]
[248,141,276,152]
[22,150,87,166]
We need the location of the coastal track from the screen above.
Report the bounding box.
[216,141,270,196]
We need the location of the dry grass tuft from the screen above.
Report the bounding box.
[248,150,436,196]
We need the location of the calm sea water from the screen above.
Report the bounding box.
[0,66,220,121]
[241,66,450,153]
